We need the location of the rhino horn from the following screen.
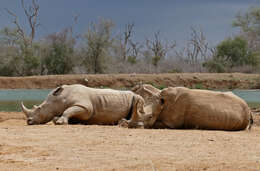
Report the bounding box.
[143,87,159,97]
[21,102,33,117]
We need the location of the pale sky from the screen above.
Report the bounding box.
[0,0,259,47]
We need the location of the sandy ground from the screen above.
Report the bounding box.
[1,73,260,170]
[0,112,260,171]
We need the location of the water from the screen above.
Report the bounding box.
[232,90,260,108]
[0,89,259,111]
[0,89,51,111]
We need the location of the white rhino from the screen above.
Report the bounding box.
[21,84,145,127]
[132,84,253,131]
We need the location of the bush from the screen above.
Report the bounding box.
[204,36,259,72]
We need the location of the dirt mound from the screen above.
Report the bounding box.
[0,73,259,89]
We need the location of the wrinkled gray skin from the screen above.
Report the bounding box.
[133,84,253,131]
[21,84,145,127]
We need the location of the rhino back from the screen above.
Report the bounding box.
[60,85,134,124]
[161,88,250,130]
[87,90,134,124]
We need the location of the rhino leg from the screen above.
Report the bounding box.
[118,118,144,128]
[54,106,91,125]
[52,116,60,124]
[119,95,145,128]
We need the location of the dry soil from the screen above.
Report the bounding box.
[0,112,260,171]
[0,73,260,170]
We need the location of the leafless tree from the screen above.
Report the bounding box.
[5,0,40,47]
[175,27,214,72]
[146,31,176,67]
[187,27,210,64]
[3,0,40,76]
[119,23,135,61]
[127,40,143,64]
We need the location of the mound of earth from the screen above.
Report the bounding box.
[0,73,259,89]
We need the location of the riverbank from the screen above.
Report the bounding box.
[0,73,259,89]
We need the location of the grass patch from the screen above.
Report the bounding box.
[247,102,260,109]
[194,83,204,89]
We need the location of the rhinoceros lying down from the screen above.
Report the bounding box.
[131,84,253,131]
[21,84,145,126]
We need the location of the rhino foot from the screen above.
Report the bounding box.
[128,121,144,129]
[52,117,60,124]
[118,119,129,128]
[54,116,69,125]
[118,119,144,129]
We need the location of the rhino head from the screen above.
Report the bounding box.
[132,84,163,128]
[21,86,65,125]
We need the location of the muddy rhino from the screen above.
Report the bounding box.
[131,84,253,131]
[21,84,145,126]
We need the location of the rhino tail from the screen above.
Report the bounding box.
[248,111,254,130]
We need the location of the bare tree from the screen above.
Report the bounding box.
[5,0,40,47]
[127,40,142,64]
[119,23,135,61]
[233,7,260,52]
[187,27,210,64]
[175,27,214,72]
[4,0,40,76]
[146,31,176,67]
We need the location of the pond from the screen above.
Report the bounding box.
[0,89,51,111]
[0,89,259,111]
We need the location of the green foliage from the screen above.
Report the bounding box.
[41,29,75,75]
[147,83,167,90]
[168,68,182,73]
[157,85,167,90]
[0,27,40,76]
[127,55,137,64]
[203,36,259,72]
[194,83,204,89]
[82,18,114,74]
[203,60,225,73]
[22,47,40,75]
[217,37,255,66]
[232,7,260,57]
[44,44,73,74]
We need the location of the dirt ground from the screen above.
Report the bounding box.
[1,73,260,170]
[0,112,260,171]
[0,73,259,89]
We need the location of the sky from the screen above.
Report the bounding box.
[0,0,259,48]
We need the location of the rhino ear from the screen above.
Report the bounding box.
[52,86,64,96]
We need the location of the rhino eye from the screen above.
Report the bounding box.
[160,98,165,104]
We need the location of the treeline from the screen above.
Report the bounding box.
[0,1,259,76]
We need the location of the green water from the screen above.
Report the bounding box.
[0,89,51,111]
[0,89,259,111]
[232,90,260,108]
